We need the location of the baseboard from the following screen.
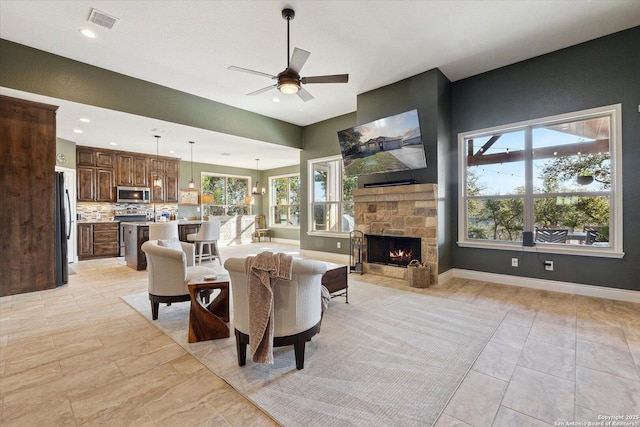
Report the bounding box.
[270,238,300,245]
[450,268,640,303]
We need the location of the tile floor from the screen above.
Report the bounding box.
[1,243,639,426]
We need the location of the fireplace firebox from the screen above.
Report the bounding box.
[366,235,421,268]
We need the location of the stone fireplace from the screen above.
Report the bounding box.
[352,183,438,283]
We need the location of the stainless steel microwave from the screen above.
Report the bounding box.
[116,186,151,204]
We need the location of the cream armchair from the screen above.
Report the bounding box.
[141,239,217,320]
[224,257,327,370]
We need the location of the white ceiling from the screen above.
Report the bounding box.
[2,0,639,170]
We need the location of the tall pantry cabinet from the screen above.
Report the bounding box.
[0,95,58,296]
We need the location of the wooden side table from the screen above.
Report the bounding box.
[321,262,348,303]
[188,276,230,343]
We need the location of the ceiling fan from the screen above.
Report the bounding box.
[228,8,349,102]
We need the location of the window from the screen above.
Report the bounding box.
[459,104,623,258]
[270,174,300,227]
[201,173,250,216]
[308,156,358,235]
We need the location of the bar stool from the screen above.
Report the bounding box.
[187,220,222,265]
[149,222,179,241]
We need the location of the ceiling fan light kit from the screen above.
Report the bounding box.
[228,8,348,102]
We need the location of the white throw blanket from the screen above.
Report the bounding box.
[245,251,293,364]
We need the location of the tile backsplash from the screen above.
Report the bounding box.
[76,202,178,221]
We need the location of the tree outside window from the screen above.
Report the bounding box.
[270,174,300,226]
[460,105,620,256]
[202,174,249,216]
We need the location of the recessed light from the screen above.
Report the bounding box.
[80,29,97,38]
[221,152,231,156]
[73,129,83,134]
[272,97,280,103]
[109,142,117,146]
[79,117,91,123]
[169,150,175,154]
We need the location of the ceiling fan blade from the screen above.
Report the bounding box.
[302,74,349,84]
[228,66,276,79]
[288,47,310,74]
[247,84,277,96]
[296,87,315,102]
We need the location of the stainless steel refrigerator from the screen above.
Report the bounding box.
[54,171,69,286]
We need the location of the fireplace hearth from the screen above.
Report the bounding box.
[366,235,421,268]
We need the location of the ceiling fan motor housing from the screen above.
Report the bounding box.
[277,70,301,94]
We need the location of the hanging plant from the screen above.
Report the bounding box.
[577,171,594,185]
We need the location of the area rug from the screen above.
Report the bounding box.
[123,280,504,426]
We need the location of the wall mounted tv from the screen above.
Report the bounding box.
[337,109,426,176]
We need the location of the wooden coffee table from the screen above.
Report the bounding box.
[187,275,230,343]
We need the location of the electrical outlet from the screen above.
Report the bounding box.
[545,260,554,271]
[337,242,341,249]
[196,207,200,212]
[511,258,518,267]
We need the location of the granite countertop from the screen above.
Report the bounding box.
[121,220,203,227]
[77,219,121,224]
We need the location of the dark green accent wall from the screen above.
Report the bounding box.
[300,113,356,254]
[0,39,302,149]
[450,26,640,290]
[299,69,453,275]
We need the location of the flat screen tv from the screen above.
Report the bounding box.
[337,109,426,176]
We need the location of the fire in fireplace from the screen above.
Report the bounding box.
[366,235,421,267]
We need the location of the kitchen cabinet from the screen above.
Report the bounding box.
[76,145,179,203]
[76,146,116,202]
[1,95,58,296]
[150,158,180,203]
[78,222,119,260]
[116,153,148,187]
[78,223,93,258]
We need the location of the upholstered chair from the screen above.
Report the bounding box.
[224,257,327,370]
[187,220,222,265]
[141,239,216,320]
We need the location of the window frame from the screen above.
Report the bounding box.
[201,172,252,217]
[457,104,624,258]
[269,173,300,228]
[307,155,353,237]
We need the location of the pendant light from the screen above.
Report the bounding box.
[153,135,162,188]
[188,141,195,189]
[251,159,266,196]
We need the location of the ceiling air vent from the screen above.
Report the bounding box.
[88,8,120,30]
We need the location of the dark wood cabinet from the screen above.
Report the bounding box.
[1,95,58,296]
[76,146,116,202]
[78,223,93,258]
[117,154,148,187]
[165,173,179,203]
[78,145,179,203]
[77,148,96,166]
[149,159,180,203]
[78,222,119,260]
[96,168,115,202]
[77,166,95,202]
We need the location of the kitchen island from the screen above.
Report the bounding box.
[123,216,256,270]
[122,221,201,270]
